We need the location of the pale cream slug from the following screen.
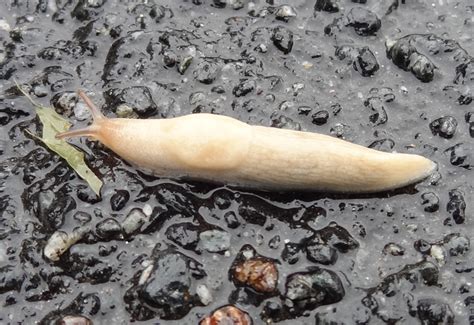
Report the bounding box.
[56,90,437,193]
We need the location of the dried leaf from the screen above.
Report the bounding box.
[17,83,102,196]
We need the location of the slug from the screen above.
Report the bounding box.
[56,91,436,193]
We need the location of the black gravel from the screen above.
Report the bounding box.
[0,0,473,324]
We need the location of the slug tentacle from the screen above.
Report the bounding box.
[77,90,105,121]
[55,90,105,140]
[56,125,100,140]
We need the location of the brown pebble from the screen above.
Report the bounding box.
[233,258,278,293]
[200,305,252,325]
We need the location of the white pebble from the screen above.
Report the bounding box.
[44,231,72,261]
[0,19,11,32]
[138,264,154,285]
[196,284,213,305]
[143,204,152,217]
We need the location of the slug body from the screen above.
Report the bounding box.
[57,91,436,193]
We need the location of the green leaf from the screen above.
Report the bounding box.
[17,83,103,196]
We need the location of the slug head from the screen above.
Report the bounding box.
[55,90,105,140]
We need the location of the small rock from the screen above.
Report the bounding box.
[446,189,466,224]
[383,242,405,256]
[232,79,256,97]
[275,5,297,22]
[365,97,387,125]
[465,112,474,137]
[314,0,339,13]
[137,249,206,319]
[330,123,351,138]
[200,305,252,325]
[261,301,285,323]
[410,53,436,82]
[380,261,439,289]
[335,45,379,77]
[268,235,281,249]
[122,208,147,235]
[106,87,158,118]
[212,85,226,94]
[51,91,78,117]
[369,138,395,152]
[284,268,345,312]
[316,222,359,253]
[224,211,241,229]
[56,315,93,325]
[421,192,440,212]
[429,244,447,265]
[346,8,381,36]
[414,239,432,254]
[0,265,25,294]
[271,26,293,54]
[165,222,201,250]
[44,229,85,262]
[110,190,130,211]
[115,104,137,118]
[282,243,302,264]
[385,34,450,83]
[73,211,92,225]
[430,116,457,138]
[312,110,330,125]
[163,50,177,67]
[199,230,231,253]
[305,242,338,265]
[444,143,472,169]
[271,113,301,130]
[189,92,206,106]
[194,61,221,84]
[443,233,470,257]
[354,47,379,77]
[95,218,123,240]
[196,284,213,305]
[233,258,278,293]
[40,293,100,324]
[415,298,454,324]
[298,106,312,116]
[178,56,193,74]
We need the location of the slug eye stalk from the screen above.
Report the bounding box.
[55,90,104,140]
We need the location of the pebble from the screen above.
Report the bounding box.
[421,192,440,213]
[446,189,466,224]
[199,230,231,253]
[233,258,278,293]
[346,8,381,36]
[383,242,405,256]
[275,5,297,22]
[44,229,86,262]
[271,26,294,54]
[95,218,123,240]
[122,208,147,235]
[56,315,93,325]
[200,305,252,325]
[284,268,345,312]
[430,116,457,138]
[136,248,207,319]
[196,284,213,305]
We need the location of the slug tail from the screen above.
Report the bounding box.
[56,125,99,140]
